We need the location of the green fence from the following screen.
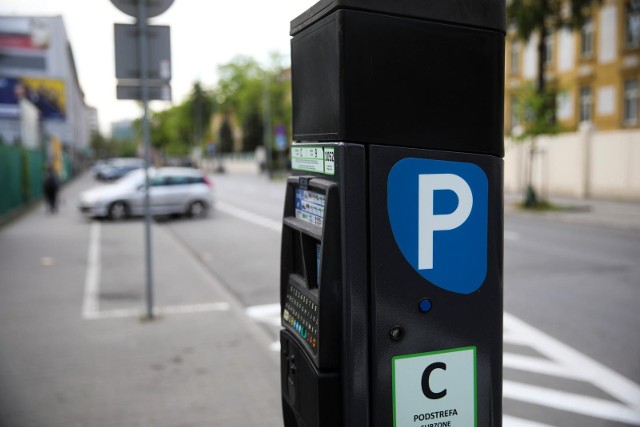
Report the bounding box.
[0,145,64,218]
[0,145,24,217]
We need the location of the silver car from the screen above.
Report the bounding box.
[79,167,214,220]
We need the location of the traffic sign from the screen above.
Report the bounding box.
[110,0,174,18]
[387,158,488,294]
[116,83,171,101]
[114,24,171,81]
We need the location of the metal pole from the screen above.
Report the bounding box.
[138,0,154,319]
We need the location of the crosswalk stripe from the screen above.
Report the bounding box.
[503,353,587,381]
[503,415,555,427]
[504,380,640,425]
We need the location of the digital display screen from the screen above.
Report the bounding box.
[295,188,325,227]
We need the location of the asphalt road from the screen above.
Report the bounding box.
[1,170,639,427]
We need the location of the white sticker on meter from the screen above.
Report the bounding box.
[392,347,476,427]
[324,148,335,175]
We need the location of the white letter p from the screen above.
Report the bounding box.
[418,174,473,270]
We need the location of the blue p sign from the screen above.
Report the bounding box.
[387,158,488,294]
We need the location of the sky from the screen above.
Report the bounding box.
[0,0,318,135]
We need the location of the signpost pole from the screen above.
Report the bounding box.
[137,0,154,320]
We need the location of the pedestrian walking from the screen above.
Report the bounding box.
[43,165,59,214]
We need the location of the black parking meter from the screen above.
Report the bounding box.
[280,1,505,426]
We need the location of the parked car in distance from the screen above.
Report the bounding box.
[79,167,214,220]
[94,157,145,181]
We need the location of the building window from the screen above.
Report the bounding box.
[510,39,520,74]
[579,86,593,122]
[627,0,640,48]
[510,95,520,132]
[580,17,594,58]
[624,79,639,125]
[544,34,554,66]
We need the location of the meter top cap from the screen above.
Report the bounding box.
[290,0,506,35]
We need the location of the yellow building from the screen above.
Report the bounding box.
[505,0,640,133]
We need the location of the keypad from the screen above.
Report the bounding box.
[283,283,319,355]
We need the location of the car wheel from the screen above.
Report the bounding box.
[108,201,129,221]
[187,201,207,218]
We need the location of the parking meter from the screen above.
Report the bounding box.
[280,1,505,426]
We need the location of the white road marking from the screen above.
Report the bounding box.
[82,221,228,320]
[503,415,555,427]
[245,303,281,327]
[246,303,282,352]
[82,222,101,318]
[216,201,282,233]
[504,381,640,425]
[85,303,230,320]
[270,342,281,352]
[503,353,587,381]
[504,312,640,424]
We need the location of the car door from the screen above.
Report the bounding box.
[163,175,192,213]
[128,174,168,215]
[148,175,173,214]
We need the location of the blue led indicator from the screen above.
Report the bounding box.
[419,299,432,313]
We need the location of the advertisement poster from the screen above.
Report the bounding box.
[0,76,66,120]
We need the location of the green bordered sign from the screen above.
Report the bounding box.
[392,347,477,427]
[292,146,335,175]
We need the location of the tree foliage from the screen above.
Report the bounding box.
[215,53,292,153]
[218,118,234,154]
[507,0,600,92]
[511,82,563,141]
[132,54,291,159]
[90,131,137,158]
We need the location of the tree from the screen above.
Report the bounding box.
[218,118,234,153]
[90,131,112,159]
[511,82,562,206]
[140,81,216,159]
[188,82,215,148]
[508,0,597,93]
[507,0,600,206]
[214,54,292,155]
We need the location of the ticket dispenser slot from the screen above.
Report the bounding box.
[280,176,342,427]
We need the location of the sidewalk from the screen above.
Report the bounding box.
[505,192,640,232]
[0,174,283,427]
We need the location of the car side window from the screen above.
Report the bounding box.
[167,176,190,186]
[150,176,167,186]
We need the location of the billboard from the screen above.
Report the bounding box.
[0,76,66,120]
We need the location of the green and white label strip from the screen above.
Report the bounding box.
[291,146,335,175]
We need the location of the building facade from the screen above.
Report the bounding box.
[0,15,97,152]
[505,0,640,133]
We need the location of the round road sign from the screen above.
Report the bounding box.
[111,0,174,18]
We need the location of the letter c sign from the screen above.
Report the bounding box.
[422,362,447,399]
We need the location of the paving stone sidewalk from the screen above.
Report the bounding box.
[0,174,284,427]
[505,192,640,231]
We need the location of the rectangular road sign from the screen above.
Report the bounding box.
[117,83,172,101]
[114,23,171,80]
